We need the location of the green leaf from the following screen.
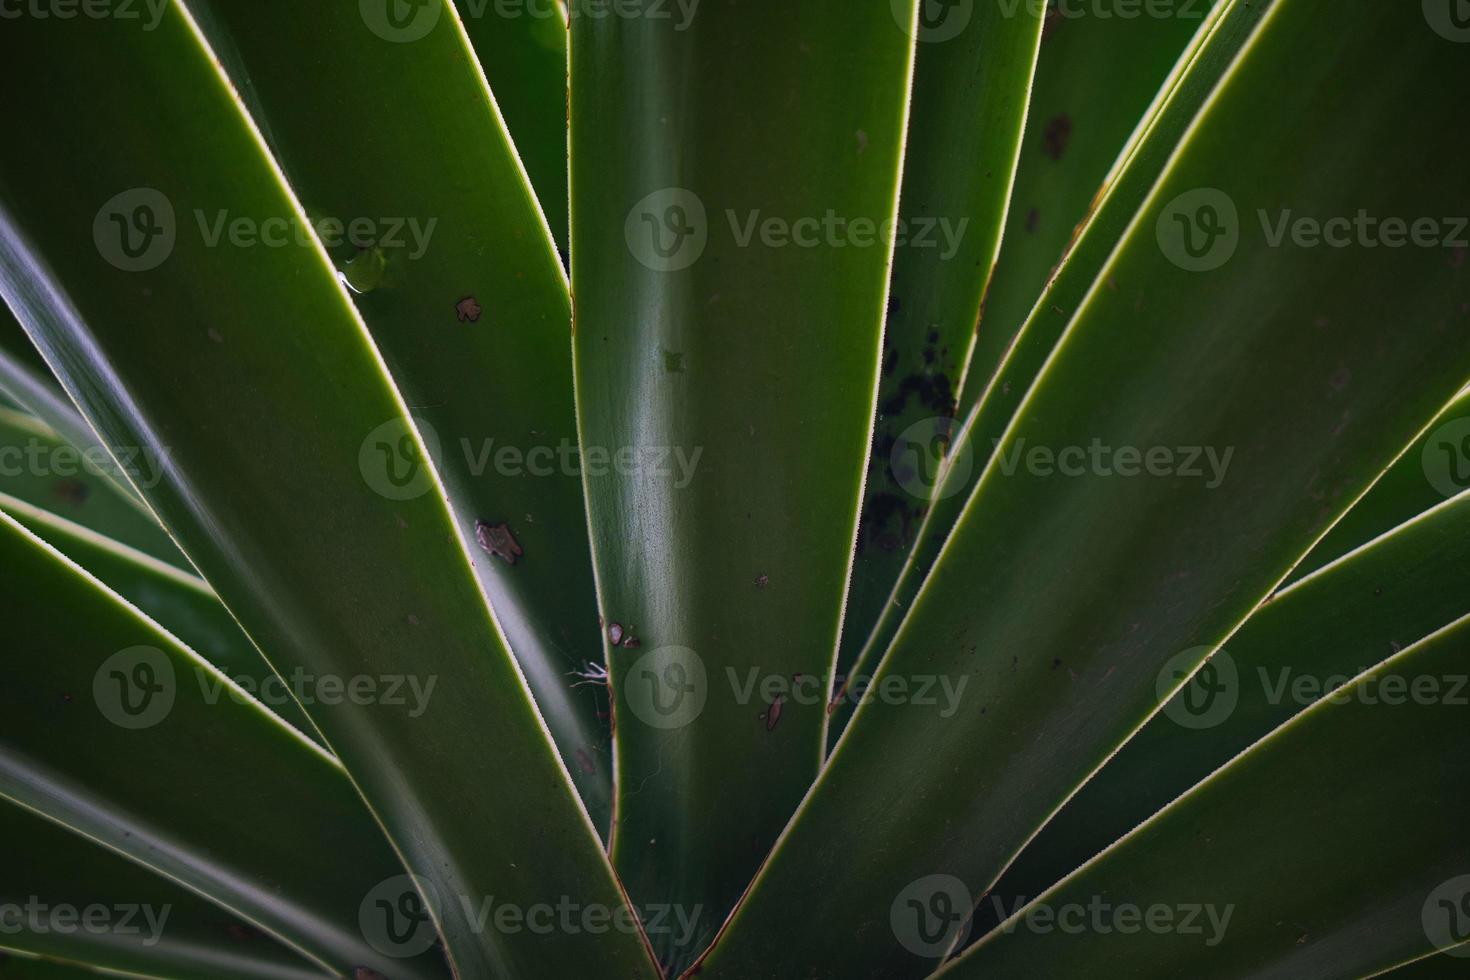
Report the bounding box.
[1381,951,1470,978]
[960,2,1210,405]
[0,511,446,979]
[453,0,571,256]
[839,0,1045,725]
[943,614,1470,979]
[189,0,611,829]
[0,408,181,568]
[0,306,123,487]
[830,0,1281,741]
[0,491,318,741]
[0,9,656,978]
[1286,386,1470,584]
[569,0,918,968]
[696,2,1470,976]
[0,800,327,980]
[979,484,1470,938]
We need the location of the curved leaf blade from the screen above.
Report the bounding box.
[0,9,657,978]
[0,512,446,979]
[944,614,1470,979]
[840,0,1045,723]
[980,486,1470,936]
[570,0,918,968]
[191,0,611,834]
[697,2,1470,976]
[0,800,328,980]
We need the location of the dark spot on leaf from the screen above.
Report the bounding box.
[1042,114,1072,161]
[475,520,523,565]
[52,479,89,507]
[760,695,785,731]
[1025,207,1040,233]
[455,296,483,323]
[755,574,770,588]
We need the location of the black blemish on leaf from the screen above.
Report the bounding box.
[475,521,523,565]
[622,634,641,649]
[1042,114,1073,161]
[1025,207,1040,233]
[1052,658,1063,670]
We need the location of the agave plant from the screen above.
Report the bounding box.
[0,0,1468,977]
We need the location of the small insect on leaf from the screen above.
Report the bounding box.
[474,520,524,565]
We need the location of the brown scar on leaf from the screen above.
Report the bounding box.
[608,622,624,646]
[755,574,770,588]
[575,747,597,774]
[52,478,89,507]
[760,694,785,731]
[455,295,483,323]
[474,520,523,564]
[1042,113,1072,161]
